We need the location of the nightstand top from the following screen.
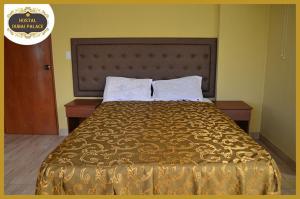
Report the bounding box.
[214,101,252,110]
[65,99,102,108]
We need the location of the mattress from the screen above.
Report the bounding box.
[36,101,281,195]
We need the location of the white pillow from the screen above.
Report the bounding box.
[103,76,152,102]
[152,76,204,101]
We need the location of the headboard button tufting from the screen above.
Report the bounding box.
[71,38,217,98]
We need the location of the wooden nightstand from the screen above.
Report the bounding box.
[65,99,102,133]
[214,101,252,132]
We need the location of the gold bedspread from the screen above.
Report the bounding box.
[36,101,281,195]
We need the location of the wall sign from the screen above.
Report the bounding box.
[4,4,55,45]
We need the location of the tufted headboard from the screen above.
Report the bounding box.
[71,38,217,98]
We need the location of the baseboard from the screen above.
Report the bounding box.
[259,135,296,172]
[249,132,260,139]
[59,128,68,136]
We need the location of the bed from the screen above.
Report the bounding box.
[35,38,281,195]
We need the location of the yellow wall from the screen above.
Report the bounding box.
[217,5,270,132]
[51,4,220,131]
[51,5,276,135]
[261,5,296,160]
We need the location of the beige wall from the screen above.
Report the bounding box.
[51,5,290,140]
[261,5,296,160]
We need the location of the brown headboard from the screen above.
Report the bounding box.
[71,38,217,98]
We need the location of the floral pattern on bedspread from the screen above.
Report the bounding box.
[36,101,281,195]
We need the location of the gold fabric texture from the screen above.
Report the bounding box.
[36,101,281,195]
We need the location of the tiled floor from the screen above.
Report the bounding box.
[4,134,66,195]
[256,139,296,195]
[4,134,296,195]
